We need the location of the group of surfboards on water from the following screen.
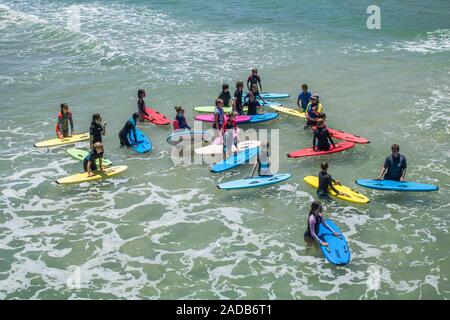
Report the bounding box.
[35,67,439,265]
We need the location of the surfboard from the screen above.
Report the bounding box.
[34,133,90,148]
[55,165,128,185]
[66,148,112,167]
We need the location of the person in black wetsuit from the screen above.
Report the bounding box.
[218,84,232,108]
[90,113,106,149]
[317,162,347,198]
[137,89,151,122]
[247,67,262,92]
[313,119,335,151]
[376,144,407,181]
[83,142,104,176]
[118,113,139,148]
[233,81,244,115]
[304,201,340,246]
[243,91,261,116]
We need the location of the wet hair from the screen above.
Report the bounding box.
[252,67,258,73]
[60,103,69,112]
[222,83,229,90]
[320,162,328,171]
[317,112,326,119]
[174,106,184,113]
[236,80,244,88]
[309,201,322,216]
[302,84,308,89]
[138,89,146,99]
[92,113,101,122]
[132,112,139,120]
[215,98,223,106]
[391,144,400,152]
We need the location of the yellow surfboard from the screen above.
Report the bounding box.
[268,105,306,118]
[56,165,128,185]
[34,133,90,148]
[304,175,370,204]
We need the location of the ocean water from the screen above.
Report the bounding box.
[0,0,449,299]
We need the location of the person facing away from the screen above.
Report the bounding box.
[83,142,104,177]
[243,91,261,116]
[90,113,106,149]
[233,80,244,115]
[56,103,75,138]
[313,119,335,151]
[297,83,312,112]
[218,83,232,108]
[247,67,262,92]
[249,142,272,178]
[118,112,139,148]
[221,112,238,160]
[317,162,347,198]
[376,144,407,181]
[305,94,323,127]
[137,89,151,122]
[304,201,340,247]
[174,106,191,130]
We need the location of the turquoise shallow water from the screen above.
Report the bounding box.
[0,0,449,299]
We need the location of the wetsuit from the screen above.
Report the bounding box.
[247,74,261,91]
[306,102,323,126]
[90,121,104,144]
[244,98,260,116]
[175,114,191,130]
[313,127,335,151]
[118,118,137,147]
[317,170,340,197]
[56,111,74,138]
[213,107,225,130]
[297,90,312,111]
[383,154,407,181]
[218,91,232,107]
[304,212,334,243]
[234,89,243,115]
[83,149,103,172]
[137,98,150,121]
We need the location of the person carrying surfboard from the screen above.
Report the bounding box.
[218,84,232,108]
[317,162,348,198]
[247,67,262,92]
[174,106,191,130]
[56,103,75,139]
[83,142,104,177]
[249,142,272,178]
[243,91,262,116]
[304,201,340,247]
[313,119,335,151]
[90,113,106,149]
[376,144,407,181]
[221,112,239,160]
[118,113,139,148]
[305,94,323,128]
[137,89,153,123]
[296,83,312,112]
[233,81,244,115]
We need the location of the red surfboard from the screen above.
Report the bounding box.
[142,107,170,125]
[311,126,369,144]
[287,141,355,158]
[194,114,251,123]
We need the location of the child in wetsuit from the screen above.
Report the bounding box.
[247,67,262,92]
[174,106,191,130]
[221,112,238,160]
[317,162,347,198]
[233,81,244,115]
[313,119,335,151]
[305,94,324,128]
[137,89,151,122]
[56,103,75,138]
[90,113,106,149]
[218,84,232,108]
[303,201,340,246]
[243,91,261,116]
[83,142,104,176]
[118,113,139,148]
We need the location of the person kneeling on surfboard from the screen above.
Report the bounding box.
[137,89,152,123]
[56,103,75,139]
[249,142,272,178]
[313,119,335,151]
[174,106,191,130]
[376,144,407,181]
[243,91,262,116]
[317,162,348,198]
[84,142,104,177]
[305,94,323,128]
[304,201,340,247]
[118,113,139,148]
[221,113,239,160]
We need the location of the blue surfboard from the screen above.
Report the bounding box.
[242,96,281,107]
[243,113,279,124]
[318,219,350,266]
[128,128,152,153]
[356,179,438,192]
[210,147,259,173]
[217,173,291,190]
[244,92,290,99]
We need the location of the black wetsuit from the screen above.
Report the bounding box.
[218,91,232,107]
[313,127,335,151]
[317,170,339,197]
[244,99,260,116]
[90,121,104,144]
[383,154,407,181]
[234,89,243,115]
[118,119,137,147]
[83,149,103,172]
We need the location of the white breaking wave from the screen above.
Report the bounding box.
[391,29,450,54]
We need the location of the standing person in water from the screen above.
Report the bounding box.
[305,94,323,128]
[221,112,238,160]
[90,113,106,149]
[304,201,340,247]
[56,103,75,138]
[249,142,272,178]
[83,142,104,177]
[376,144,407,181]
[297,83,312,112]
[243,91,261,116]
[218,84,232,108]
[137,89,152,122]
[313,119,335,151]
[233,81,244,115]
[118,112,139,148]
[317,162,347,198]
[213,98,225,136]
[174,106,191,130]
[247,67,262,92]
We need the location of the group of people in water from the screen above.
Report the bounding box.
[53,67,408,249]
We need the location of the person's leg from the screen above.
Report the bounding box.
[62,130,69,138]
[304,231,315,245]
[91,161,98,171]
[83,160,88,172]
